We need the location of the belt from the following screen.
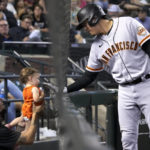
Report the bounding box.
[121,74,150,86]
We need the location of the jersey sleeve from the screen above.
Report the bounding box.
[0,125,20,150]
[86,44,103,72]
[130,17,150,47]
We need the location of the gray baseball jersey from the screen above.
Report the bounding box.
[86,17,150,84]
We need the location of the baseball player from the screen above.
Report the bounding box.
[66,4,150,150]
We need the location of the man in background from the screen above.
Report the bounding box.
[135,7,150,32]
[0,0,17,28]
[9,14,41,41]
[0,19,12,42]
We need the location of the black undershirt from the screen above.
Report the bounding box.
[67,70,98,93]
[0,124,20,150]
[142,39,150,57]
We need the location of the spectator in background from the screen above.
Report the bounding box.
[107,3,124,17]
[78,0,87,8]
[24,0,47,14]
[0,11,5,20]
[0,79,23,123]
[26,6,33,16]
[38,0,47,14]
[0,19,12,42]
[70,27,86,43]
[71,0,80,28]
[32,4,48,33]
[6,0,17,19]
[94,0,109,13]
[107,0,146,17]
[23,0,35,7]
[14,0,27,21]
[9,14,41,41]
[0,0,17,28]
[135,7,150,32]
[70,0,85,44]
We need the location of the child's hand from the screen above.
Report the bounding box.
[5,123,12,129]
[39,88,44,99]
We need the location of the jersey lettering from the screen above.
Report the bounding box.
[111,45,117,53]
[107,48,113,56]
[106,48,113,57]
[115,43,120,52]
[101,55,109,64]
[130,41,134,50]
[101,41,138,64]
[119,42,123,50]
[134,42,138,50]
[126,41,129,49]
[123,41,126,49]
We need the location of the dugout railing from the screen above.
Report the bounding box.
[69,90,122,150]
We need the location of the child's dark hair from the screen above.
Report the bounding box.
[20,67,39,84]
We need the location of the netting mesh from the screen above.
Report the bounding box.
[47,0,70,113]
[46,1,109,150]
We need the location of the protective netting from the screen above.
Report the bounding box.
[46,0,110,150]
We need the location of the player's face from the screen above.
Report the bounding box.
[31,73,40,86]
[84,23,96,35]
[84,21,103,35]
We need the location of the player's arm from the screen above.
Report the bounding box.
[67,70,99,93]
[141,39,150,57]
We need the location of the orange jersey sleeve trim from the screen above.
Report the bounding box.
[86,66,103,71]
[139,34,150,46]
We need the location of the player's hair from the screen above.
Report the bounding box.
[20,67,39,84]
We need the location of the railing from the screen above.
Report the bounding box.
[69,90,121,149]
[1,41,91,55]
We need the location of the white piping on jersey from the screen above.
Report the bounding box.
[108,18,135,82]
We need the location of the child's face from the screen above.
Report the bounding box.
[30,73,40,86]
